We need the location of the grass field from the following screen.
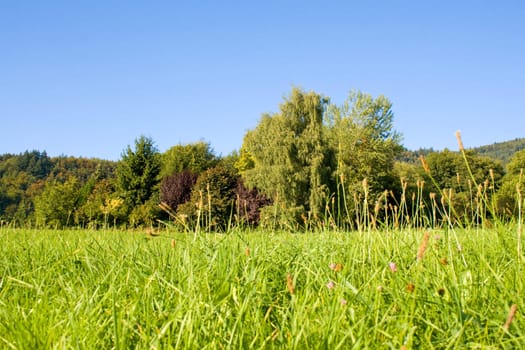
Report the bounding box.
[0,226,523,349]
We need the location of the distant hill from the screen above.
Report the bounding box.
[470,138,525,165]
[398,138,525,165]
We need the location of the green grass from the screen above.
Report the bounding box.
[0,227,523,349]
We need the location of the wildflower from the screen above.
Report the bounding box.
[245,247,250,257]
[326,281,336,290]
[389,262,397,273]
[457,244,463,252]
[439,257,448,266]
[376,285,384,292]
[406,283,415,293]
[329,263,343,272]
[340,299,348,306]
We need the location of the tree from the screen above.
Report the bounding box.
[34,177,80,227]
[422,149,504,224]
[240,88,331,225]
[326,91,402,200]
[161,141,218,178]
[496,149,525,216]
[160,170,198,212]
[239,88,404,229]
[116,136,162,222]
[0,151,53,223]
[177,166,238,231]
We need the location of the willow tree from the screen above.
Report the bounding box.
[239,88,331,226]
[240,88,403,229]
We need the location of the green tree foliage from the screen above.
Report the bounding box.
[49,156,115,183]
[396,147,436,164]
[116,136,162,210]
[326,91,402,221]
[425,150,504,192]
[0,151,52,223]
[496,149,525,216]
[77,179,124,228]
[421,149,505,224]
[161,141,218,178]
[34,177,80,228]
[218,150,240,173]
[240,88,402,228]
[178,166,238,231]
[472,138,525,165]
[240,88,331,224]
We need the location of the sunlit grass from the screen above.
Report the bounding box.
[0,227,523,349]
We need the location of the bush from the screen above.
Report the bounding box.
[234,180,271,226]
[177,166,238,231]
[160,170,198,212]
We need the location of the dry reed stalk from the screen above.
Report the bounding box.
[417,232,431,261]
[503,304,518,331]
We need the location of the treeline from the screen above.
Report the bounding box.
[471,138,525,165]
[1,88,524,230]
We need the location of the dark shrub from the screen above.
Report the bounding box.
[160,170,198,211]
[235,180,272,226]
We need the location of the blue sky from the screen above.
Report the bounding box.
[1,1,524,160]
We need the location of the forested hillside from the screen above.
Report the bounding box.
[1,88,524,230]
[471,138,525,164]
[398,138,525,165]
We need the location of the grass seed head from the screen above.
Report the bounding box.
[455,130,465,151]
[417,232,431,261]
[420,155,430,174]
[286,273,295,295]
[503,304,518,331]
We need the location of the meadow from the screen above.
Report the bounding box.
[0,226,523,349]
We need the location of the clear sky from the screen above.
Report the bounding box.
[1,1,524,160]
